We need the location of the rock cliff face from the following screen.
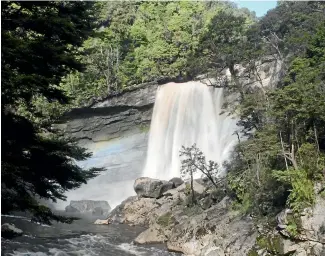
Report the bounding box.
[58,82,158,146]
[65,200,111,216]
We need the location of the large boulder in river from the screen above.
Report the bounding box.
[65,200,111,216]
[1,223,23,239]
[134,177,174,198]
[94,219,109,225]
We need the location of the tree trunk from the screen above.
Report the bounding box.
[280,131,289,170]
[256,153,261,186]
[229,63,244,100]
[191,171,195,205]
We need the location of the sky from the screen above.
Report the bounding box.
[234,1,278,17]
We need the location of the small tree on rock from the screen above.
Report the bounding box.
[180,144,221,191]
[180,146,198,205]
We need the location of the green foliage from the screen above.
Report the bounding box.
[247,250,259,256]
[180,144,220,189]
[180,146,198,205]
[273,168,315,212]
[184,183,192,196]
[224,3,325,218]
[255,234,283,255]
[286,220,299,238]
[199,9,253,77]
[157,212,174,227]
[259,2,325,59]
[139,124,150,133]
[231,193,252,215]
[61,1,256,106]
[226,140,288,216]
[298,143,325,180]
[1,1,104,224]
[1,1,97,108]
[182,204,203,217]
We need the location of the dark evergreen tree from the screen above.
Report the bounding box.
[1,1,104,224]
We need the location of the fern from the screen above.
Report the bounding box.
[273,168,315,212]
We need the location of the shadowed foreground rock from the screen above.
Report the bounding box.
[1,223,23,239]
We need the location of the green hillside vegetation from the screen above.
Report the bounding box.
[61,1,256,106]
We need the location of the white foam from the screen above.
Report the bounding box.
[116,243,146,255]
[2,214,51,227]
[7,252,47,256]
[1,214,29,219]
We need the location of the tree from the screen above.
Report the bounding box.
[225,12,325,216]
[59,1,257,106]
[259,1,325,61]
[180,144,221,190]
[62,37,121,107]
[1,1,104,224]
[180,146,198,205]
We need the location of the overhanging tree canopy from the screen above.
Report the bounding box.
[1,1,104,224]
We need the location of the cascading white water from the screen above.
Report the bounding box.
[142,80,238,180]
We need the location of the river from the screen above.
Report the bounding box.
[1,214,178,256]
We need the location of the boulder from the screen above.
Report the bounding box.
[179,180,206,199]
[192,180,206,195]
[65,200,111,216]
[107,196,137,224]
[123,197,157,226]
[134,224,166,244]
[279,238,300,255]
[311,242,325,256]
[276,208,292,230]
[134,177,173,198]
[1,223,23,239]
[203,246,225,256]
[94,219,109,225]
[169,177,184,188]
[201,196,213,210]
[201,188,228,209]
[107,195,158,226]
[299,194,325,242]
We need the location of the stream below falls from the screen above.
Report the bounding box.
[1,215,178,256]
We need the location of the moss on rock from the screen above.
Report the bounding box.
[157,212,174,227]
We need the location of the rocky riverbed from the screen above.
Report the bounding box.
[104,177,325,256]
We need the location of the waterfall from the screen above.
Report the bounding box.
[142,80,238,180]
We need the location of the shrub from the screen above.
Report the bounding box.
[273,168,315,212]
